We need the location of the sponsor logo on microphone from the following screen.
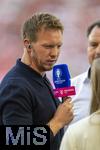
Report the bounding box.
[54,86,76,97]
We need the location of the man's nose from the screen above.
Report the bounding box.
[50,47,59,57]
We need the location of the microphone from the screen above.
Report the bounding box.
[53,64,76,98]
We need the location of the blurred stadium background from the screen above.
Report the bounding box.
[0,0,100,82]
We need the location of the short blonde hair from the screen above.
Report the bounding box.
[21,12,64,42]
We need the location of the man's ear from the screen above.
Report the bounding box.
[24,39,31,52]
[28,45,32,49]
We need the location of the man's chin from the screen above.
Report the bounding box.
[45,65,54,71]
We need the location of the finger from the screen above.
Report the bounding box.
[63,97,72,102]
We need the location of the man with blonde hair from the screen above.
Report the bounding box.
[0,12,73,150]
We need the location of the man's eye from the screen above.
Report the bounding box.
[89,42,98,48]
[43,45,54,49]
[45,45,53,48]
[42,44,62,49]
[58,45,62,49]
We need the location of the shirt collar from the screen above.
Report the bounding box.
[83,67,91,83]
[16,59,46,86]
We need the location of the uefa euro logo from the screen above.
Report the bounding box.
[55,68,62,80]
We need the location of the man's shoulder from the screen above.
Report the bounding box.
[0,68,31,90]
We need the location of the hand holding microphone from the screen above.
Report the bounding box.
[48,97,73,136]
[47,64,74,136]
